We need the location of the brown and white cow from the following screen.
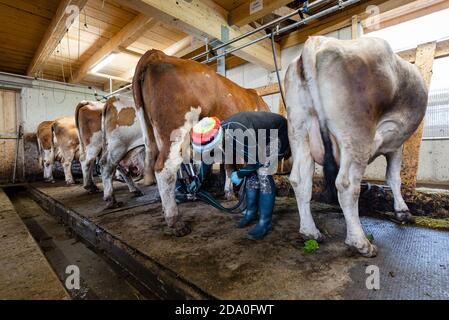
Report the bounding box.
[284,36,428,257]
[99,95,146,208]
[132,49,270,236]
[75,101,104,193]
[51,116,80,184]
[37,120,55,182]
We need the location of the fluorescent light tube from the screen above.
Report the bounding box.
[90,53,117,73]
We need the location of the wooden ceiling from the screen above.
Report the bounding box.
[0,0,61,75]
[0,0,446,91]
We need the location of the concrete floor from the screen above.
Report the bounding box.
[0,189,69,299]
[6,189,150,300]
[25,180,449,300]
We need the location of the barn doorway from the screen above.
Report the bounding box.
[0,88,21,183]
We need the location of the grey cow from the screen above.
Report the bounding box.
[284,36,428,257]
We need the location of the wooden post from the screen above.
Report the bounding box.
[400,41,437,189]
[278,95,287,118]
[351,15,359,39]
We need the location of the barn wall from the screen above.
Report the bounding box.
[225,26,449,185]
[0,73,104,181]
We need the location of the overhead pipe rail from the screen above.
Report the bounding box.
[99,0,360,99]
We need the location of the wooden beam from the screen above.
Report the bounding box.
[228,0,292,27]
[364,0,449,33]
[114,0,279,71]
[176,37,204,58]
[115,35,196,83]
[71,13,156,83]
[255,83,280,96]
[351,15,359,39]
[401,41,437,189]
[397,39,449,63]
[280,0,416,49]
[273,7,301,21]
[27,0,88,76]
[163,36,193,56]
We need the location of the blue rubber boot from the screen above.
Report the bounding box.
[247,178,275,240]
[236,188,259,228]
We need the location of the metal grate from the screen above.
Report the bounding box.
[423,88,449,139]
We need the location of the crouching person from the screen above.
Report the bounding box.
[190,112,290,240]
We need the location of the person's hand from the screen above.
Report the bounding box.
[231,171,243,186]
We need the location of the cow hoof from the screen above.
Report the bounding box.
[105,199,123,209]
[66,180,76,185]
[132,190,144,197]
[299,229,325,243]
[225,190,236,201]
[172,222,191,237]
[346,239,378,258]
[395,210,415,224]
[86,185,100,194]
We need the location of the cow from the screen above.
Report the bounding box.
[51,116,80,184]
[99,95,146,208]
[284,36,428,257]
[75,101,104,193]
[132,49,270,236]
[36,120,55,182]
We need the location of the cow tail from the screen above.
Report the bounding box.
[320,126,338,203]
[99,99,110,167]
[74,101,89,158]
[302,38,339,203]
[132,50,158,181]
[50,122,57,163]
[36,135,43,167]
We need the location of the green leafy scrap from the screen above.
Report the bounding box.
[367,234,374,243]
[303,240,319,253]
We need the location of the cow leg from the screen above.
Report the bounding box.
[62,156,75,185]
[386,149,414,223]
[116,166,143,197]
[337,151,377,257]
[143,132,158,186]
[289,130,324,242]
[152,107,200,236]
[100,148,127,209]
[224,165,236,200]
[80,152,100,193]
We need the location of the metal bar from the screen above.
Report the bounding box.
[191,0,346,62]
[0,71,95,90]
[201,0,359,64]
[104,83,132,98]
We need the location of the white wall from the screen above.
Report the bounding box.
[20,82,102,133]
[0,73,104,133]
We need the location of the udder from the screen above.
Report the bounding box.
[308,116,340,166]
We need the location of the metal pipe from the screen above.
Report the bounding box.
[0,71,95,90]
[201,0,359,64]
[104,83,132,98]
[192,0,345,62]
[191,7,301,61]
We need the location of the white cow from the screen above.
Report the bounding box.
[285,36,428,257]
